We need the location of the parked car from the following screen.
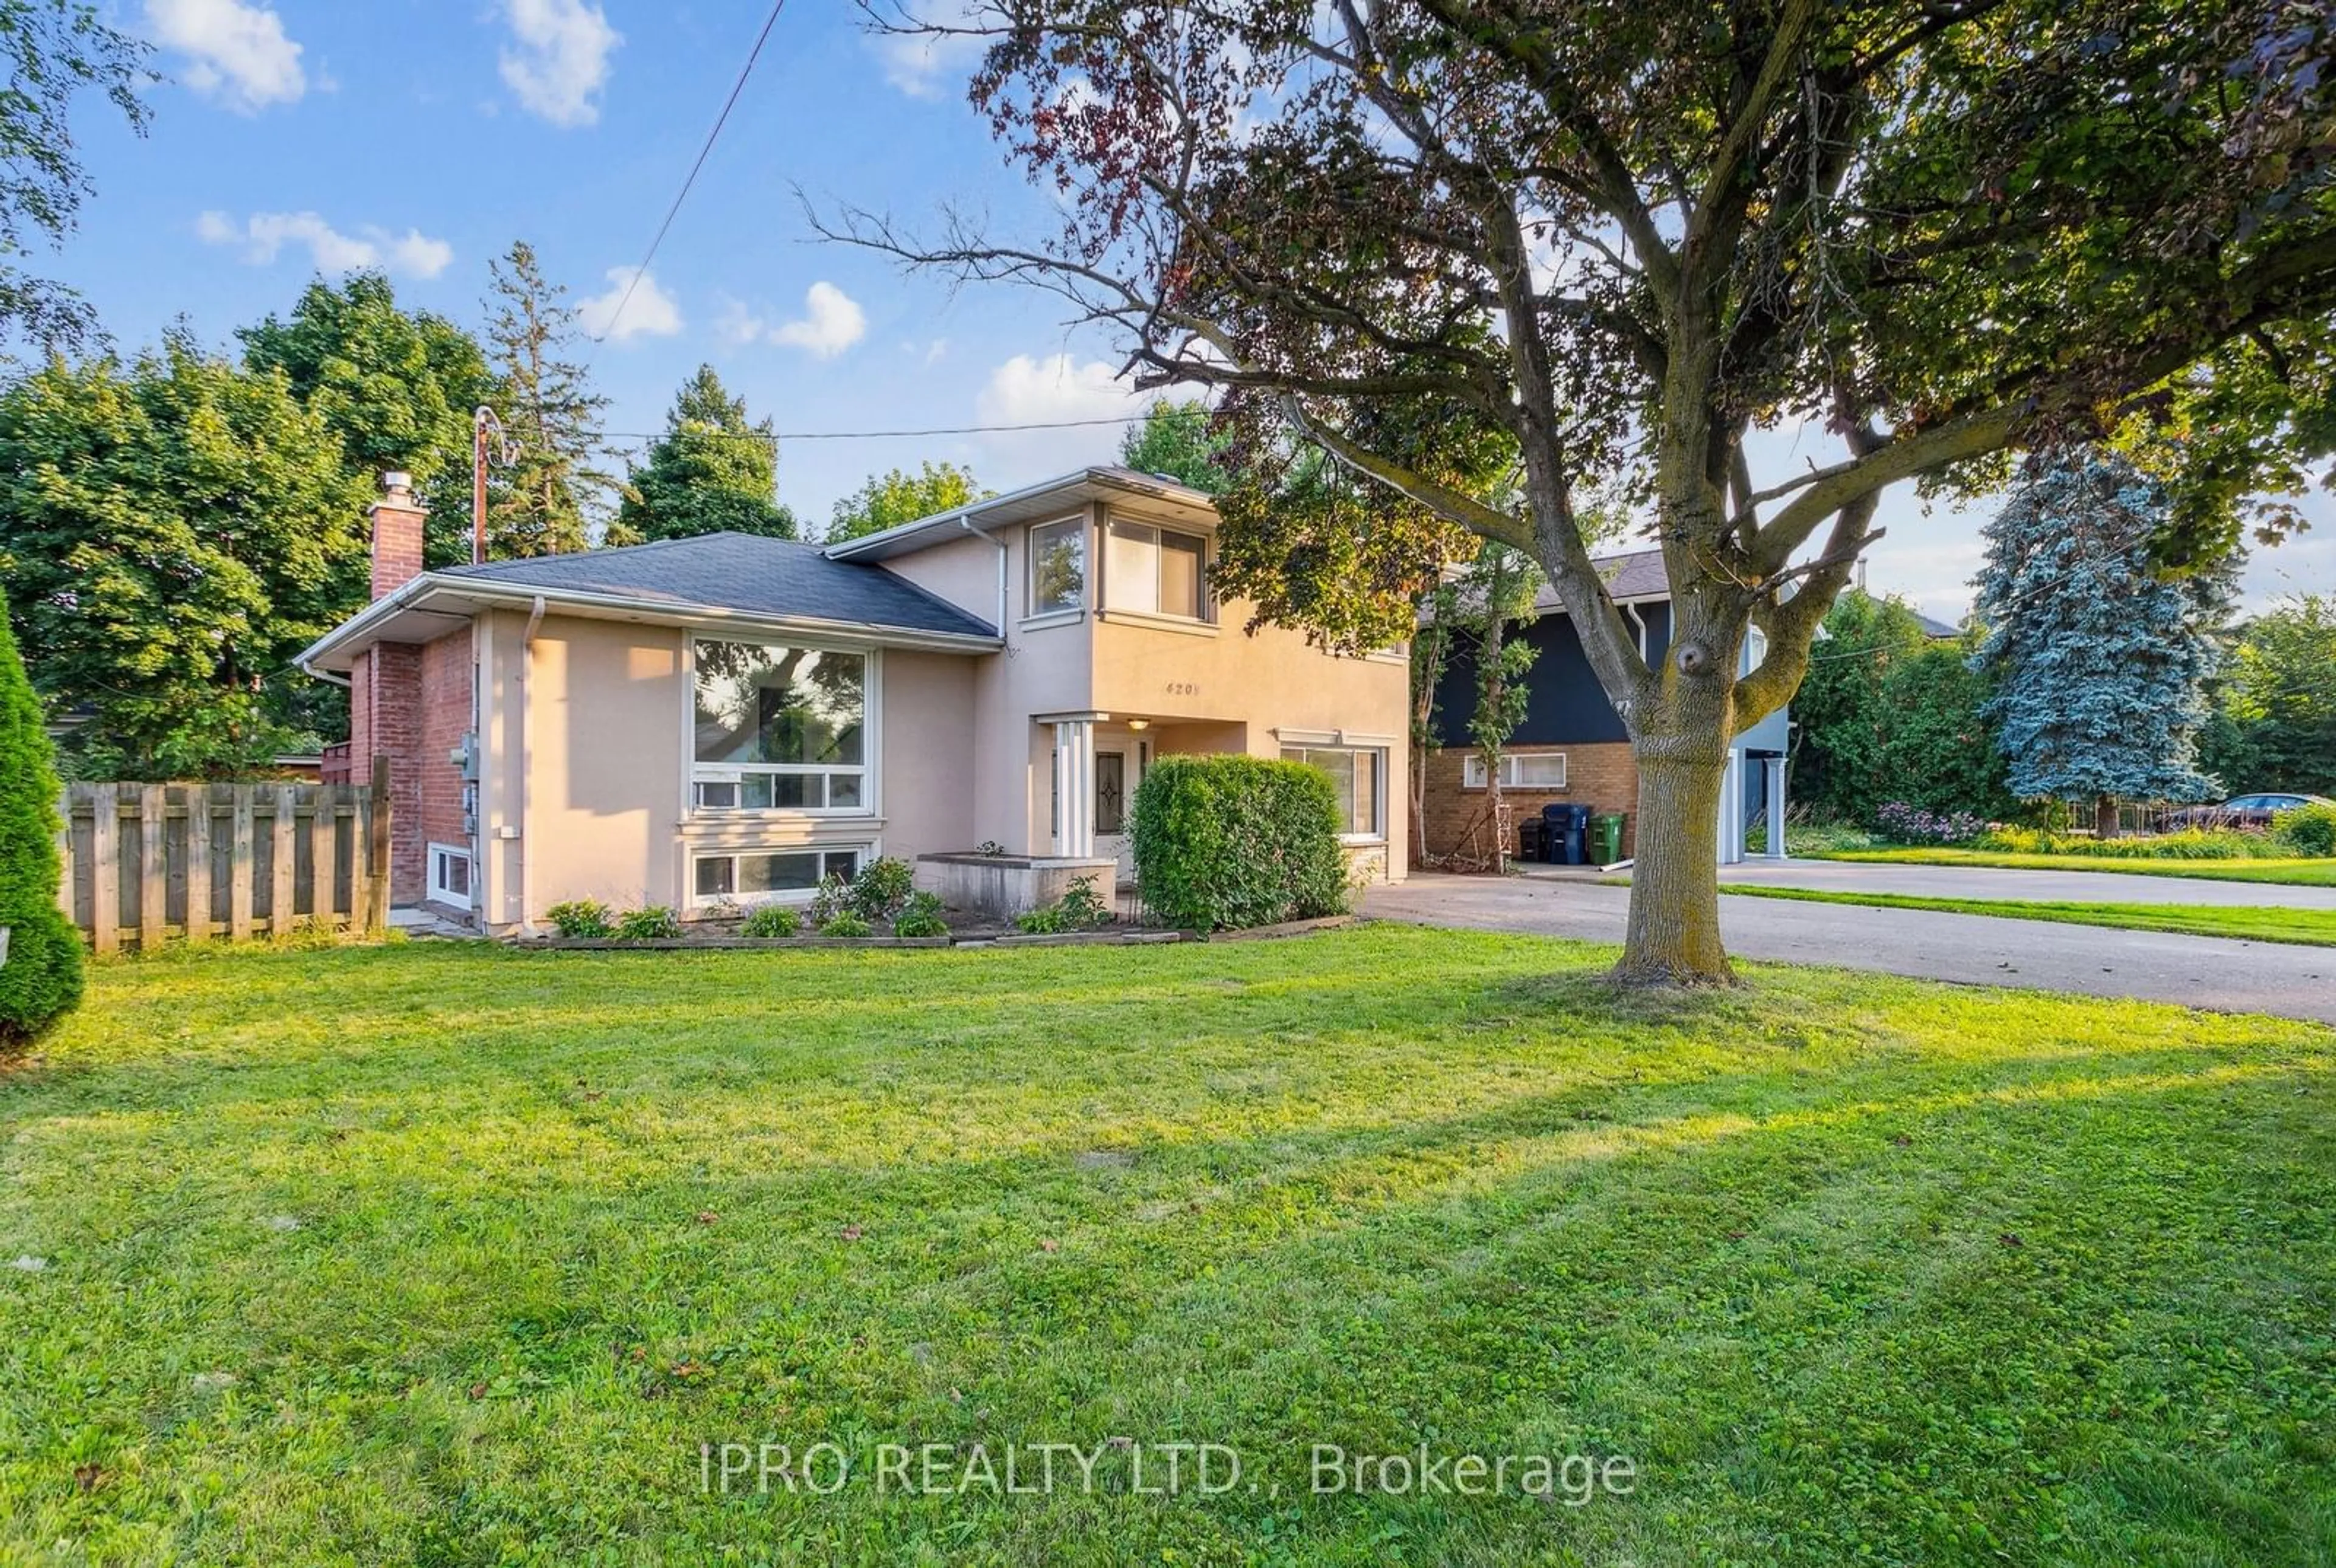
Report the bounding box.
[2166,793,2335,830]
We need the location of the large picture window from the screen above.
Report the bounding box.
[1105,519,1209,620]
[1028,518,1086,616]
[692,641,867,812]
[1282,746,1384,840]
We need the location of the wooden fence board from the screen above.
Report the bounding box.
[57,769,390,951]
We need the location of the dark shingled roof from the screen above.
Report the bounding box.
[436,532,996,639]
[1913,609,1963,639]
[1530,547,1670,613]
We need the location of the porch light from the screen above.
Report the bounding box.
[1126,719,1149,731]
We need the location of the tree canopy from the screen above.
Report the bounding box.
[0,336,370,775]
[0,1,148,354]
[613,365,796,544]
[826,460,990,542]
[1973,453,2234,824]
[239,272,493,567]
[832,0,2336,982]
[1120,399,1232,492]
[2200,594,2336,796]
[482,242,615,557]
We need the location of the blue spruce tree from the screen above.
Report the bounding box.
[1972,453,2235,836]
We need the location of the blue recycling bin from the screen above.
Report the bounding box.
[1541,803,1590,866]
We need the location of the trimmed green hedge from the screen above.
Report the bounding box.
[0,588,83,1047]
[1130,754,1351,931]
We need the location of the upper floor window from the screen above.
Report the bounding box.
[692,640,867,811]
[1105,519,1209,620]
[1029,518,1086,616]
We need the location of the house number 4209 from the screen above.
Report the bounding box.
[1164,681,1199,696]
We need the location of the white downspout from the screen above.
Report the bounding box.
[960,516,1009,636]
[517,594,544,935]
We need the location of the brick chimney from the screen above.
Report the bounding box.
[370,471,426,599]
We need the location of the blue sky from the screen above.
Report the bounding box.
[45,1,2335,619]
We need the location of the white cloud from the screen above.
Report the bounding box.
[771,282,867,358]
[196,210,453,279]
[867,1,987,98]
[577,266,683,342]
[144,0,306,113]
[499,0,620,128]
[973,352,1155,476]
[715,296,770,347]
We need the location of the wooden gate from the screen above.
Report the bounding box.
[55,760,391,953]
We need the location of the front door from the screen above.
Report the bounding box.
[1094,745,1144,881]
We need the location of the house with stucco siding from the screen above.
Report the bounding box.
[299,468,1409,934]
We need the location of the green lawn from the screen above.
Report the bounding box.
[5,929,2335,1565]
[1807,847,2336,886]
[1721,883,2336,946]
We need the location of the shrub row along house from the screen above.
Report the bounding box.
[298,469,1410,933]
[1419,549,1791,867]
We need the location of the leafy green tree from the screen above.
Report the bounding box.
[612,365,796,543]
[238,272,493,566]
[1974,453,2236,834]
[1120,399,1231,493]
[0,583,82,1047]
[2200,595,2336,794]
[1872,645,2016,822]
[826,461,988,543]
[0,335,369,775]
[842,0,2336,983]
[482,242,616,557]
[0,2,148,354]
[1461,543,1542,871]
[1788,589,1934,822]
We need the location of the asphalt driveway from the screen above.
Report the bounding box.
[1364,873,2336,1025]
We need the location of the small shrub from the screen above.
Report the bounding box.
[1056,874,1113,928]
[613,906,682,941]
[1130,755,1350,931]
[808,873,851,926]
[891,890,950,939]
[848,856,916,920]
[0,587,82,1048]
[546,900,614,939]
[739,904,801,938]
[1873,802,1987,845]
[2273,802,2336,858]
[1014,904,1069,935]
[1972,826,2282,860]
[817,912,874,938]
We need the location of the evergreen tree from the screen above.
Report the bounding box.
[611,365,795,543]
[0,583,80,1047]
[826,461,987,543]
[0,335,370,775]
[1119,399,1230,493]
[1972,453,2236,833]
[481,242,614,557]
[240,272,493,566]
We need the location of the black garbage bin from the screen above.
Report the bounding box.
[1516,816,1544,863]
[1542,803,1590,866]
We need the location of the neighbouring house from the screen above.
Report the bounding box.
[1417,548,1789,868]
[298,468,1408,934]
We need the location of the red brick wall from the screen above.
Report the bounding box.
[1410,742,1639,869]
[351,642,425,903]
[418,631,473,861]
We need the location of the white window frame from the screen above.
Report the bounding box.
[1026,516,1088,620]
[689,844,872,909]
[1281,745,1387,843]
[426,841,473,909]
[1462,751,1569,791]
[1102,518,1214,623]
[685,636,880,820]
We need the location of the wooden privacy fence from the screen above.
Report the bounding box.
[56,762,391,953]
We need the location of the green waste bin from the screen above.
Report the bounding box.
[1590,812,1625,865]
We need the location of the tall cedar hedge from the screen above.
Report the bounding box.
[0,587,83,1045]
[1130,755,1350,930]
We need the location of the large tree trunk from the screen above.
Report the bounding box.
[1620,731,1736,985]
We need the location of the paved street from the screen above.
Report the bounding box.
[1364,873,2336,1026]
[1717,856,2336,909]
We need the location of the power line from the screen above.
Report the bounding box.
[596,412,1152,446]
[588,0,788,350]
